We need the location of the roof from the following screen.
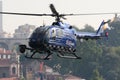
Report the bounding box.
[64,75,82,80]
[0,48,11,54]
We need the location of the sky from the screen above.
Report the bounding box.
[1,0,120,33]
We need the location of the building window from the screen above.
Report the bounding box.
[12,67,16,74]
[3,55,6,59]
[2,73,6,78]
[8,55,11,59]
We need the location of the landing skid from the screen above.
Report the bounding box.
[19,45,52,60]
[57,52,81,59]
[19,45,81,60]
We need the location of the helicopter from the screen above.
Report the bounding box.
[0,4,114,60]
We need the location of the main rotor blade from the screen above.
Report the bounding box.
[60,13,120,16]
[0,12,120,17]
[0,12,53,16]
[49,4,59,15]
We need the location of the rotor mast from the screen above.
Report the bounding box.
[49,4,63,22]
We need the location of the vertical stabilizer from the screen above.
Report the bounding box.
[96,20,110,35]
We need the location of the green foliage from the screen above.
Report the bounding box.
[20,77,25,80]
[81,24,95,32]
[90,68,104,80]
[100,47,120,80]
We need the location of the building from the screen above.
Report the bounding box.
[0,1,10,38]
[0,1,2,32]
[0,1,4,38]
[0,48,20,79]
[0,77,19,80]
[13,24,36,38]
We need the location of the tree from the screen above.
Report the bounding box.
[81,24,95,32]
[100,47,120,80]
[90,68,104,80]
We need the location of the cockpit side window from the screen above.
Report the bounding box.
[49,28,64,38]
[51,29,56,38]
[56,29,63,37]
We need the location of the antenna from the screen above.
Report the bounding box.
[43,20,45,26]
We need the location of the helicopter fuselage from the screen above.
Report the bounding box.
[29,22,77,53]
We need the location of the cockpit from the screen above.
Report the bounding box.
[30,27,43,38]
[30,26,49,40]
[48,27,75,39]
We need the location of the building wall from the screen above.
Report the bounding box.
[0,1,2,32]
[0,49,20,78]
[0,67,10,78]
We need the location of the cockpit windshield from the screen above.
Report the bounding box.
[30,27,46,38]
[49,28,75,39]
[51,28,63,38]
